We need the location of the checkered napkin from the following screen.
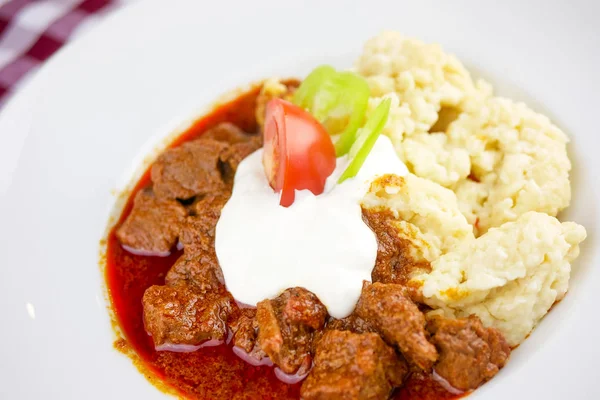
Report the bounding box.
[0,0,132,109]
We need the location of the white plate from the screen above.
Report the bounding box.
[0,0,598,398]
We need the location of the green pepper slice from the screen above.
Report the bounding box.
[293,65,370,156]
[338,98,391,183]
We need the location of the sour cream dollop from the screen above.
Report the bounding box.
[215,135,408,318]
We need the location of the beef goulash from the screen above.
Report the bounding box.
[106,32,587,400]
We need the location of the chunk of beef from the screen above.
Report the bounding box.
[173,193,228,288]
[201,122,251,144]
[219,135,262,176]
[362,209,430,297]
[202,122,262,180]
[228,307,269,364]
[256,288,327,374]
[188,190,231,237]
[325,314,374,334]
[142,285,233,350]
[116,188,186,256]
[281,287,329,329]
[165,253,224,291]
[151,138,228,200]
[166,190,227,290]
[428,315,511,391]
[180,188,229,249]
[191,190,231,219]
[313,314,375,354]
[230,308,258,353]
[151,122,259,200]
[301,330,407,400]
[176,209,224,265]
[179,216,215,254]
[356,282,438,370]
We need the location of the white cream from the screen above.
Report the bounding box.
[215,135,408,318]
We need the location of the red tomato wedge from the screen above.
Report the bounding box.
[263,99,336,207]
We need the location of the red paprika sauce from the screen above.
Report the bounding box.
[105,84,465,400]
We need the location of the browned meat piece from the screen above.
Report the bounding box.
[219,135,262,175]
[188,190,231,236]
[165,253,224,291]
[179,216,214,254]
[282,287,329,329]
[228,308,268,365]
[301,330,407,400]
[168,190,228,290]
[230,308,258,353]
[180,187,229,248]
[201,122,251,144]
[428,315,511,391]
[142,285,233,350]
[116,188,186,256]
[151,138,228,200]
[356,282,438,370]
[176,186,227,253]
[362,209,430,295]
[325,314,374,334]
[202,122,262,181]
[151,122,259,200]
[256,288,327,374]
[312,314,375,353]
[191,190,231,219]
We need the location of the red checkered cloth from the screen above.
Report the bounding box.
[0,0,132,109]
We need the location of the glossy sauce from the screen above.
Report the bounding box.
[105,86,464,399]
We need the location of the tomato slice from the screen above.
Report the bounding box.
[263,99,336,207]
